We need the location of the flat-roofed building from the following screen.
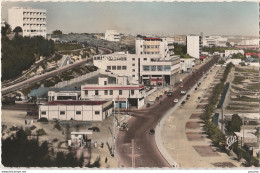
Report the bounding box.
[38,100,113,121]
[187,35,202,59]
[8,7,47,38]
[105,30,120,42]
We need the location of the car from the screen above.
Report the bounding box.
[149,129,155,135]
[181,90,186,95]
[174,99,179,103]
[119,122,128,131]
[180,85,183,88]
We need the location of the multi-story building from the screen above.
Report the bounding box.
[203,36,228,47]
[8,7,47,38]
[93,52,180,86]
[81,76,146,109]
[135,37,175,58]
[180,58,195,73]
[225,50,244,57]
[104,30,120,42]
[186,35,202,59]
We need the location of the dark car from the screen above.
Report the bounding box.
[119,122,128,131]
[149,129,155,135]
[88,127,100,132]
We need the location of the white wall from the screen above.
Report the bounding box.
[187,36,200,59]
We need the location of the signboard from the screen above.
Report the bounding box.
[95,55,127,61]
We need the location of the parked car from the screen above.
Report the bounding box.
[174,99,179,103]
[181,90,186,95]
[119,122,128,131]
[149,129,155,135]
[88,127,100,132]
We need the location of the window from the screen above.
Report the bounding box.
[117,66,121,70]
[107,66,111,70]
[95,90,99,95]
[151,45,154,48]
[104,81,107,85]
[122,66,127,70]
[95,111,100,115]
[143,66,150,71]
[112,66,116,70]
[144,58,147,61]
[85,90,88,95]
[164,66,171,71]
[132,63,135,66]
[119,90,122,95]
[132,75,135,77]
[104,90,108,95]
[60,111,65,115]
[157,66,163,71]
[76,111,81,115]
[41,111,46,115]
[132,58,135,61]
[140,45,142,48]
[132,69,135,72]
[147,45,150,48]
[151,66,156,71]
[110,90,113,95]
[131,90,135,95]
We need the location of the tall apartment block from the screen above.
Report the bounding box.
[8,7,47,38]
[186,35,202,59]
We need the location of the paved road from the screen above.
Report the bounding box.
[2,47,111,96]
[116,56,220,168]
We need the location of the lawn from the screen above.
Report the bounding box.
[233,76,246,85]
[231,96,259,102]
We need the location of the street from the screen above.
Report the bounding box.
[115,56,220,168]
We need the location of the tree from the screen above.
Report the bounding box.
[227,114,242,134]
[13,26,23,34]
[226,42,232,47]
[1,23,11,37]
[52,30,63,35]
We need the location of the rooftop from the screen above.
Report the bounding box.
[46,100,107,105]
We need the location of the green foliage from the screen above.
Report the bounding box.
[52,30,62,35]
[1,36,54,80]
[231,53,245,59]
[36,128,47,136]
[231,96,259,102]
[1,23,11,37]
[2,128,100,167]
[233,76,245,84]
[174,43,187,56]
[201,46,238,54]
[13,26,23,34]
[218,60,225,64]
[24,128,32,136]
[54,122,62,131]
[226,114,242,134]
[54,43,83,52]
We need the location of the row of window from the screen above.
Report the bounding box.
[141,45,160,49]
[140,52,160,55]
[85,90,135,96]
[23,12,46,16]
[23,18,46,21]
[24,29,46,32]
[23,24,46,27]
[143,65,171,71]
[41,111,100,115]
[107,66,127,70]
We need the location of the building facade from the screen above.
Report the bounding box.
[135,37,175,58]
[8,7,47,38]
[39,100,113,121]
[186,35,202,59]
[202,36,228,47]
[81,76,146,109]
[104,30,120,42]
[180,58,195,73]
[225,50,244,57]
[93,52,180,86]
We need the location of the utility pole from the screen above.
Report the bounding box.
[111,100,115,157]
[242,114,245,147]
[131,139,135,168]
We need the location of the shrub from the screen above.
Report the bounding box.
[54,122,62,131]
[10,126,19,131]
[36,129,47,136]
[37,117,49,123]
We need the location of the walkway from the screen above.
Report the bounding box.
[161,65,242,168]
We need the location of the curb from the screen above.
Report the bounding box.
[154,63,213,168]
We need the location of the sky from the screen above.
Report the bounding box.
[1,1,259,36]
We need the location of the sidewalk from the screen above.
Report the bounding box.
[160,65,242,168]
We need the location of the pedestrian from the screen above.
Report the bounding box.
[101,142,104,148]
[105,157,108,163]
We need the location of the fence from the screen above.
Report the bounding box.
[54,70,100,88]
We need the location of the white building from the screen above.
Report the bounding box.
[93,52,180,86]
[48,91,80,101]
[104,30,120,42]
[135,37,175,58]
[225,49,244,57]
[186,35,202,59]
[38,100,113,121]
[180,58,195,73]
[203,36,228,47]
[81,76,146,109]
[237,39,259,46]
[8,7,47,38]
